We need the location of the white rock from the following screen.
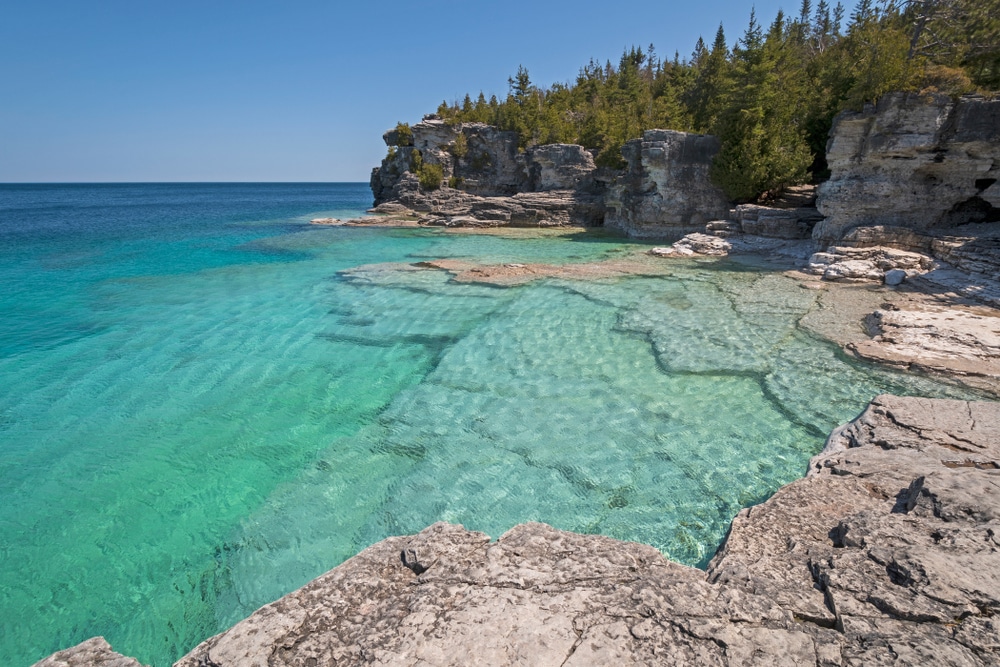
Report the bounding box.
[884,269,906,286]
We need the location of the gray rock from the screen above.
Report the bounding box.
[165,395,1000,666]
[849,308,1000,394]
[815,93,1000,246]
[884,268,907,285]
[650,232,732,257]
[36,396,1000,666]
[31,637,145,667]
[605,130,731,239]
[734,204,823,239]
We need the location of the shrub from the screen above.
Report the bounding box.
[449,133,469,158]
[394,122,414,147]
[418,163,444,190]
[408,149,422,173]
[470,151,491,171]
[920,65,975,96]
[448,175,464,189]
[385,146,398,161]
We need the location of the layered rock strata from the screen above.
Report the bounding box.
[848,307,1000,393]
[815,92,1000,246]
[369,119,734,235]
[43,395,1000,666]
[369,118,606,227]
[604,130,731,239]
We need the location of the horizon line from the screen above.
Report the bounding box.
[0,181,370,185]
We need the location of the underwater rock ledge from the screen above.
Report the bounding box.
[36,394,1000,667]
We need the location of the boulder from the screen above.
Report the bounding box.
[884,268,907,285]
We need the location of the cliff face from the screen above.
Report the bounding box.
[369,120,730,235]
[369,118,607,227]
[605,130,731,239]
[815,92,1000,246]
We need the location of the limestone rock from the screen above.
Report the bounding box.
[848,307,1000,392]
[605,130,731,239]
[884,268,907,285]
[650,232,732,257]
[525,143,596,191]
[816,92,1000,245]
[36,396,1000,666]
[734,204,823,239]
[807,245,937,283]
[369,119,607,228]
[164,395,999,667]
[31,637,145,667]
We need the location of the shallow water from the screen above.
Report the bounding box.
[0,184,983,666]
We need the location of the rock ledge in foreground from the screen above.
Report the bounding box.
[38,395,1000,666]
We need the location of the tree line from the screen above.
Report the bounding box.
[422,0,998,203]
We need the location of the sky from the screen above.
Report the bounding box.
[1,0,794,182]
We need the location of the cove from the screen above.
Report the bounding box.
[0,184,981,667]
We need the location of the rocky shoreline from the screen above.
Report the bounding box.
[40,394,1000,666]
[33,93,1000,665]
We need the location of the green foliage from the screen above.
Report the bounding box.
[470,151,491,171]
[385,146,398,161]
[428,0,997,201]
[448,175,464,188]
[409,149,422,173]
[450,132,469,158]
[417,162,444,190]
[394,122,413,147]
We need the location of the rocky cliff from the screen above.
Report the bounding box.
[369,119,731,236]
[605,130,731,239]
[369,117,607,227]
[815,92,1000,247]
[40,395,1000,666]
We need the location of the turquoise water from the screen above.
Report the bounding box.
[0,184,982,666]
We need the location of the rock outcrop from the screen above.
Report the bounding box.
[370,121,733,233]
[31,637,143,667]
[848,307,1000,392]
[605,130,731,239]
[369,118,606,227]
[815,92,1000,247]
[42,395,1000,666]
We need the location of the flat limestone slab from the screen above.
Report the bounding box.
[37,395,1000,666]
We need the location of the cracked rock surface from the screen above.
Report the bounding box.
[37,395,1000,666]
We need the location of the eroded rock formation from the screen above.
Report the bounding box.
[604,130,731,239]
[369,118,606,227]
[369,120,733,234]
[42,395,1000,666]
[815,92,1000,247]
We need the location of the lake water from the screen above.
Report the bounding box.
[0,183,980,665]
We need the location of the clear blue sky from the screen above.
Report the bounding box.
[1,0,794,182]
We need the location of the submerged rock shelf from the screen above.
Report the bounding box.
[42,395,1000,666]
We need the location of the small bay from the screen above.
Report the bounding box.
[0,184,982,666]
